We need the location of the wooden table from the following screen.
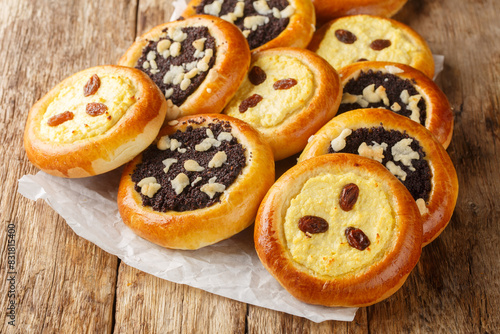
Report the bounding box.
[1,0,498,332]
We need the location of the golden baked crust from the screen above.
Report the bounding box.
[181,0,316,52]
[24,65,167,178]
[338,61,453,148]
[299,109,459,245]
[312,0,408,25]
[118,114,275,250]
[118,15,250,119]
[255,153,422,307]
[223,47,341,160]
[309,15,435,79]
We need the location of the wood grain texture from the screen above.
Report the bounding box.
[247,306,369,333]
[136,0,177,37]
[0,0,499,332]
[114,263,247,333]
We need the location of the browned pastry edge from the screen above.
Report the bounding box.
[339,61,454,148]
[299,109,459,245]
[24,65,167,178]
[118,114,275,250]
[312,0,408,25]
[181,0,316,52]
[255,153,422,307]
[225,47,342,161]
[308,15,435,79]
[118,15,250,120]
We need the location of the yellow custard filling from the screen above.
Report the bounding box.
[284,172,396,277]
[40,74,137,143]
[224,54,314,128]
[317,16,423,70]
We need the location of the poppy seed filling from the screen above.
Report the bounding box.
[132,120,246,212]
[328,126,432,201]
[195,0,291,49]
[135,26,217,106]
[339,70,427,126]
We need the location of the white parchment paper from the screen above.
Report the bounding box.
[433,55,445,80]
[18,170,357,322]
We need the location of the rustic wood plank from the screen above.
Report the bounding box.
[247,306,368,333]
[0,0,137,332]
[114,263,247,334]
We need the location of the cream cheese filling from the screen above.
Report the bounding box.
[317,16,423,70]
[225,54,314,128]
[40,74,137,143]
[284,172,397,277]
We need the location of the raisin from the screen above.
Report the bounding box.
[345,227,371,250]
[357,58,368,62]
[83,74,101,97]
[370,39,392,51]
[339,183,359,211]
[47,111,74,126]
[298,216,329,235]
[273,78,297,90]
[335,29,357,44]
[86,102,108,116]
[239,94,263,113]
[248,66,267,85]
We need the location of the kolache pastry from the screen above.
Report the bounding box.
[308,15,435,79]
[299,109,459,246]
[24,65,167,178]
[255,153,422,307]
[223,47,341,160]
[118,114,274,250]
[118,15,250,120]
[338,61,454,148]
[312,0,408,25]
[181,0,316,52]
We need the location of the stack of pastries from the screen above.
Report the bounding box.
[24,0,458,309]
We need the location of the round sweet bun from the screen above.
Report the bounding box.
[312,0,408,25]
[338,61,453,148]
[24,65,167,178]
[118,114,275,250]
[223,47,341,160]
[118,15,250,120]
[181,0,315,52]
[255,153,422,307]
[299,109,459,246]
[308,15,435,79]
